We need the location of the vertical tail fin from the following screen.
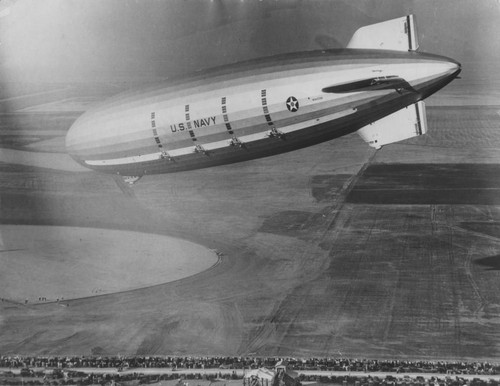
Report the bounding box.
[347,15,419,51]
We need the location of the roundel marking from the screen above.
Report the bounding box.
[286,96,299,112]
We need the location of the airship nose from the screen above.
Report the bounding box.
[65,116,89,166]
[65,121,79,158]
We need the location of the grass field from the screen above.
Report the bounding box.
[0,225,218,302]
[0,92,499,360]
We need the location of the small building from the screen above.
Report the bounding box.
[243,361,301,386]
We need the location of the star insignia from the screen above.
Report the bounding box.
[286,96,299,112]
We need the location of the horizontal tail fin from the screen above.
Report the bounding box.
[357,101,427,149]
[347,15,419,51]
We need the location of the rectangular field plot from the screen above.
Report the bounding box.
[347,164,500,205]
[424,106,500,149]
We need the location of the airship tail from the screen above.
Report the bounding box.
[349,15,431,149]
[347,14,419,52]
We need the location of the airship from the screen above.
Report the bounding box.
[66,15,461,183]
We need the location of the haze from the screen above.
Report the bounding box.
[1,0,499,86]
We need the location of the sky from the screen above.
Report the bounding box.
[0,0,499,84]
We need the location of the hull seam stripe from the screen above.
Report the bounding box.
[221,96,234,135]
[261,89,275,126]
[185,104,197,142]
[151,111,164,150]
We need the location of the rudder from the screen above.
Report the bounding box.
[347,15,419,51]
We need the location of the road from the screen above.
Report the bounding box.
[2,367,500,381]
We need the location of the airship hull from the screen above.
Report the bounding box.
[66,49,460,177]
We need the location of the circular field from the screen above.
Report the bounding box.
[0,225,218,302]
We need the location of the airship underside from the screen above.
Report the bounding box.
[65,15,461,179]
